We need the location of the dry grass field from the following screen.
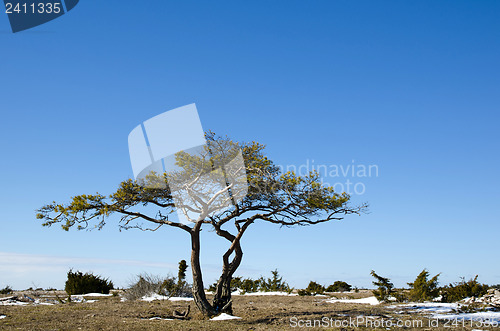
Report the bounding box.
[1,290,488,330]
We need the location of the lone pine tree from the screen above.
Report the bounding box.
[37,132,366,317]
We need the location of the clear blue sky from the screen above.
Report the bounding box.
[1,0,499,290]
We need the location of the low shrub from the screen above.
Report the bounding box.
[65,270,114,295]
[441,276,489,303]
[326,281,352,293]
[298,281,325,296]
[230,277,261,294]
[0,285,12,295]
[209,270,291,294]
[124,273,170,301]
[124,260,192,301]
[259,269,292,293]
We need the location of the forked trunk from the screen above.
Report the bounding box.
[212,240,243,314]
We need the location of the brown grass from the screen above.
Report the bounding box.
[0,291,476,330]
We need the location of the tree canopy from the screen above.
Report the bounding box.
[37,132,367,316]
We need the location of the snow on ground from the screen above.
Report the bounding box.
[0,315,6,319]
[389,301,500,323]
[210,313,242,321]
[34,301,55,305]
[0,299,29,306]
[149,317,174,321]
[392,302,459,314]
[325,296,380,305]
[168,297,194,301]
[76,293,113,297]
[231,290,298,296]
[141,293,193,302]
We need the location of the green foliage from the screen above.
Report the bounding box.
[64,269,113,295]
[210,270,291,294]
[407,269,440,302]
[326,281,352,292]
[298,280,353,296]
[230,277,261,294]
[159,277,177,296]
[0,285,12,294]
[171,259,191,297]
[392,289,409,303]
[370,270,395,302]
[37,133,366,234]
[259,269,292,293]
[441,276,489,303]
[178,260,187,283]
[298,281,325,296]
[158,260,192,298]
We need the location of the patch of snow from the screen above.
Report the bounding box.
[77,293,113,297]
[240,291,297,296]
[326,296,379,305]
[168,297,193,301]
[395,302,458,314]
[210,313,242,321]
[0,300,28,306]
[141,293,193,302]
[149,317,174,321]
[85,300,98,303]
[0,315,6,319]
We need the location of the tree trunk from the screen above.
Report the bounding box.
[190,225,217,317]
[212,240,243,314]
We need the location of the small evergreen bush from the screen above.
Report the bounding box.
[176,260,192,297]
[0,285,12,294]
[210,270,291,294]
[258,269,292,293]
[441,276,489,303]
[326,281,352,292]
[65,270,113,295]
[298,281,325,296]
[407,269,440,302]
[370,270,395,302]
[230,277,261,294]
